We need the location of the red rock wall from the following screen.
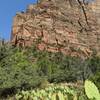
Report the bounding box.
[11,0,100,58]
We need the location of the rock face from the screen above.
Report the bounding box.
[89,0,100,24]
[11,0,100,58]
[90,0,100,13]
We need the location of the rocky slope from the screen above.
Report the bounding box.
[11,0,100,58]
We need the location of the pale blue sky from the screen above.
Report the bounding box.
[0,0,37,40]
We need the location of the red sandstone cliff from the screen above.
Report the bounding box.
[11,0,100,58]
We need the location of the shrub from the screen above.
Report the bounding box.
[15,80,100,100]
[89,56,100,73]
[15,84,81,100]
[0,49,42,96]
[89,56,100,90]
[90,72,100,90]
[0,43,100,97]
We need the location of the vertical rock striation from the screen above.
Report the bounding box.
[11,0,100,58]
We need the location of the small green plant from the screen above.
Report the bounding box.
[85,80,100,100]
[15,84,78,100]
[15,80,100,100]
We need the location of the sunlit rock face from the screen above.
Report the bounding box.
[90,0,100,13]
[11,0,100,58]
[89,0,100,23]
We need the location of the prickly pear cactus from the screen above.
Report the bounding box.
[84,80,100,100]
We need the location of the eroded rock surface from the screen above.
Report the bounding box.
[11,0,100,58]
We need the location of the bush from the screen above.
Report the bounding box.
[89,56,100,73]
[0,48,42,96]
[89,56,100,90]
[90,72,100,90]
[15,84,85,100]
[35,51,92,83]
[0,43,100,97]
[15,80,100,100]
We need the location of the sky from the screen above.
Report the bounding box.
[0,0,37,40]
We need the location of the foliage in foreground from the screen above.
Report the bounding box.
[15,84,85,100]
[85,80,100,100]
[0,43,100,97]
[15,80,100,100]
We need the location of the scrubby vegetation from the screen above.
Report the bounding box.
[15,83,85,100]
[0,41,100,99]
[11,80,100,100]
